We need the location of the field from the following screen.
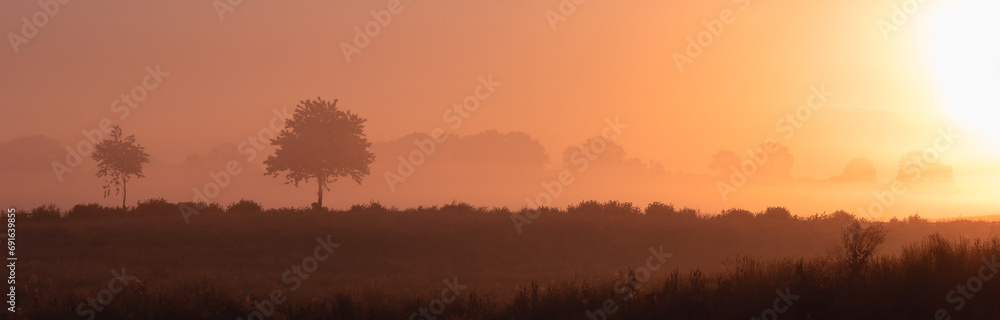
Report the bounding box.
[10,200,1000,319]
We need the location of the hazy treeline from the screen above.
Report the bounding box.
[0,131,972,219]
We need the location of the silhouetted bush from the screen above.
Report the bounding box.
[133,198,176,216]
[829,210,855,222]
[516,206,562,218]
[567,200,640,215]
[715,208,755,221]
[567,200,604,214]
[309,201,327,212]
[644,202,675,216]
[644,203,701,220]
[67,203,127,218]
[905,213,928,224]
[350,201,392,213]
[601,200,641,216]
[677,207,700,219]
[760,206,794,220]
[487,206,512,215]
[442,201,480,213]
[68,203,103,218]
[28,204,61,219]
[402,205,438,214]
[841,220,889,274]
[226,199,262,214]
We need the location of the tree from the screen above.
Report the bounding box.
[264,98,375,208]
[894,150,954,184]
[829,157,877,183]
[91,126,151,209]
[709,150,740,176]
[840,220,888,275]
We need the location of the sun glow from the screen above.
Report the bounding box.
[924,0,1000,143]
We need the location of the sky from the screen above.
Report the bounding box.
[1,0,998,219]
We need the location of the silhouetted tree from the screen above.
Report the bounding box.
[91,126,150,209]
[830,157,877,183]
[841,220,888,274]
[760,206,793,220]
[894,150,954,184]
[562,138,627,166]
[264,98,375,208]
[709,150,740,176]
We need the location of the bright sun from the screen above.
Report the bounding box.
[924,0,1000,143]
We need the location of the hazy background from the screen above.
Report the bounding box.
[2,0,999,218]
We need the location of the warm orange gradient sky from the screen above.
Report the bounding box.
[1,0,998,218]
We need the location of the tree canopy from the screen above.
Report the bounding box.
[264,98,375,208]
[92,125,150,208]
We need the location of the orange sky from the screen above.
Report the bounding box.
[2,0,998,218]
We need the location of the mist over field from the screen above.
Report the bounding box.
[0,129,981,221]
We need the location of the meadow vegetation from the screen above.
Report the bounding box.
[10,200,1000,319]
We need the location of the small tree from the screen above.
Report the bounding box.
[264,98,375,208]
[92,126,151,209]
[841,220,888,274]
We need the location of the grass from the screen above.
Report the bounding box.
[8,200,1000,319]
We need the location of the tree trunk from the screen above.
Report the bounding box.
[316,177,325,208]
[122,177,128,209]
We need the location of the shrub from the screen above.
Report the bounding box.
[308,201,328,212]
[905,213,928,224]
[715,208,754,221]
[677,207,700,219]
[488,206,512,215]
[516,206,562,218]
[28,204,61,219]
[829,210,855,223]
[226,199,263,214]
[566,200,603,214]
[350,201,391,213]
[601,200,641,216]
[760,206,793,220]
[841,220,888,274]
[442,201,478,213]
[68,203,107,218]
[134,198,176,216]
[645,202,676,216]
[567,200,640,216]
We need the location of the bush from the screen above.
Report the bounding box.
[134,198,176,216]
[67,203,128,218]
[715,208,754,221]
[441,201,479,213]
[226,199,262,214]
[567,200,640,216]
[487,206,512,215]
[350,201,391,213]
[644,203,699,219]
[516,206,562,218]
[905,213,927,224]
[28,204,61,219]
[677,207,700,219]
[566,200,603,214]
[841,220,888,274]
[644,202,675,216]
[760,206,793,220]
[601,200,641,216]
[829,210,855,222]
[67,203,103,218]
